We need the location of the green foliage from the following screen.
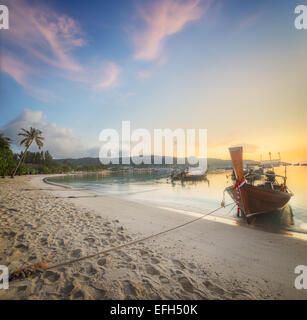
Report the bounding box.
[16,163,31,175]
[0,134,16,177]
[17,150,106,174]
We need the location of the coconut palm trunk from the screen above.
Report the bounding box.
[11,127,44,178]
[11,144,32,178]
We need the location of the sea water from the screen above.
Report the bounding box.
[48,166,307,233]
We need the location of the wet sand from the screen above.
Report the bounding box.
[0,175,306,300]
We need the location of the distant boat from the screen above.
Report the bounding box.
[260,152,281,168]
[225,147,293,224]
[171,166,207,181]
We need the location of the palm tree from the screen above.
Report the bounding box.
[0,134,11,149]
[11,127,44,178]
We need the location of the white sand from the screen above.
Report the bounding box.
[0,175,306,300]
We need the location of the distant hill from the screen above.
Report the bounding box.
[55,156,258,170]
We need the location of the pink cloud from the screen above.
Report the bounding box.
[0,0,120,97]
[5,0,84,72]
[95,62,120,89]
[0,54,63,102]
[132,0,212,61]
[238,11,263,29]
[0,55,30,86]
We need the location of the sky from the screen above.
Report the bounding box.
[0,0,306,162]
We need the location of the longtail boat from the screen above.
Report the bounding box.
[225,147,293,224]
[171,167,207,181]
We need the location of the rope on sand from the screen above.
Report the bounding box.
[9,202,234,282]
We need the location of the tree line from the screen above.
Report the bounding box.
[0,128,106,177]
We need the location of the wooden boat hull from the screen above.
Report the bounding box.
[227,146,293,223]
[171,173,207,181]
[184,173,207,181]
[226,184,292,218]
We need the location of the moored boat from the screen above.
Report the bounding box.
[225,146,293,224]
[171,166,207,181]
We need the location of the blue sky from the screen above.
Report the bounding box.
[1,0,306,161]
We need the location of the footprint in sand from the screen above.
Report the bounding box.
[84,237,95,244]
[17,234,24,241]
[29,254,37,261]
[15,243,29,252]
[57,239,65,247]
[178,276,195,293]
[159,276,169,284]
[73,290,85,299]
[8,231,16,239]
[97,258,107,266]
[118,234,126,241]
[71,249,82,258]
[139,249,149,257]
[151,257,160,264]
[40,238,48,246]
[188,262,197,269]
[172,259,185,269]
[16,285,27,293]
[128,263,137,270]
[61,282,75,296]
[231,288,249,298]
[44,271,60,283]
[86,264,98,275]
[123,280,138,298]
[145,264,160,276]
[203,280,225,295]
[35,279,44,292]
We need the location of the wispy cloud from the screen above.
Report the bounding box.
[132,0,212,61]
[0,0,119,99]
[0,55,31,86]
[95,62,120,89]
[5,0,84,72]
[238,11,263,29]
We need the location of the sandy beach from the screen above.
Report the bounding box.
[0,175,306,300]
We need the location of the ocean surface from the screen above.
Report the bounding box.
[48,166,307,233]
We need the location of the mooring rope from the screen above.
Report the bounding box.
[47,202,234,270]
[9,202,234,281]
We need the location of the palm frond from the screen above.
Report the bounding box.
[17,127,44,150]
[21,128,30,134]
[18,132,29,137]
[20,138,29,146]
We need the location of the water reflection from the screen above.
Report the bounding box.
[252,205,295,232]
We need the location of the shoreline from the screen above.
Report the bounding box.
[0,175,306,299]
[43,174,307,240]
